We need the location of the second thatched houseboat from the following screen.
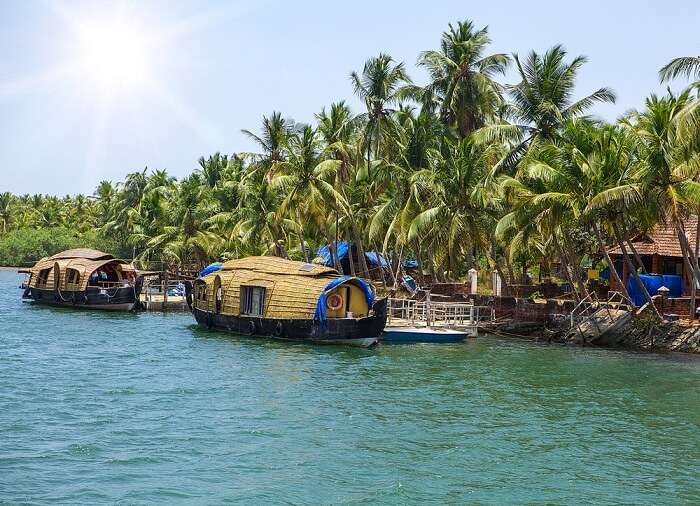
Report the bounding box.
[186,256,387,347]
[21,248,143,311]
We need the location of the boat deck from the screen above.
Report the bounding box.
[385,298,494,338]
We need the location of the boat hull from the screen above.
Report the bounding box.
[191,298,387,348]
[23,286,140,312]
[382,327,471,344]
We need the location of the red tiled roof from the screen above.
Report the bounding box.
[607,216,698,258]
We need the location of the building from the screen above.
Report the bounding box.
[607,217,697,295]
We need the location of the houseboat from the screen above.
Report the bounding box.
[185,256,387,347]
[21,248,143,311]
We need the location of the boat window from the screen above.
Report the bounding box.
[37,268,50,287]
[241,286,265,316]
[66,268,80,286]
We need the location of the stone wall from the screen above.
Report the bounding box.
[602,317,700,353]
[654,297,693,317]
[468,294,576,323]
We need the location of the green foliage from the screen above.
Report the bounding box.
[0,228,123,266]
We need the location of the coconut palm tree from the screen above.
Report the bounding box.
[660,56,700,83]
[477,45,616,173]
[409,20,509,137]
[272,125,347,263]
[0,192,12,234]
[350,54,411,173]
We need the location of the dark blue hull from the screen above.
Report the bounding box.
[381,327,469,344]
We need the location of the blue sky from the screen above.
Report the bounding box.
[1,0,698,195]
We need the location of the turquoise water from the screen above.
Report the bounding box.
[1,271,699,504]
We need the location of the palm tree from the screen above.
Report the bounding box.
[316,101,371,276]
[144,174,219,268]
[410,20,509,137]
[659,56,700,83]
[272,125,346,263]
[350,54,411,173]
[242,112,292,180]
[478,45,616,173]
[408,136,497,280]
[0,192,12,234]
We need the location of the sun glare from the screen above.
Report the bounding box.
[77,23,152,94]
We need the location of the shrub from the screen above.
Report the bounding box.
[0,228,122,266]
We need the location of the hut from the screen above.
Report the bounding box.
[606,218,696,297]
[187,256,387,347]
[21,248,142,311]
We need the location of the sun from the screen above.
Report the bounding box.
[76,22,152,94]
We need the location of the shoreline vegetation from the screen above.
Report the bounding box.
[2,20,700,338]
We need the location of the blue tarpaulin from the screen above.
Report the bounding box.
[365,251,389,268]
[198,262,222,278]
[314,276,375,329]
[662,274,683,298]
[315,241,349,267]
[403,259,419,269]
[626,274,683,306]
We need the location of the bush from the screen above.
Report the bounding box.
[0,228,122,266]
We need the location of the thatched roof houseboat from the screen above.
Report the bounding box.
[21,248,143,311]
[186,256,387,347]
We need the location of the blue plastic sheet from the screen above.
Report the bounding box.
[403,259,419,269]
[662,274,683,298]
[626,274,683,306]
[314,276,375,329]
[315,241,349,267]
[198,262,222,278]
[365,251,389,268]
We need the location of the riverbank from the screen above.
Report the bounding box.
[490,318,700,354]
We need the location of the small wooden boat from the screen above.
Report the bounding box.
[185,256,387,347]
[21,248,143,311]
[381,326,472,344]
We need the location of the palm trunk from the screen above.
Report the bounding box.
[296,211,310,263]
[612,221,659,316]
[593,222,630,301]
[327,231,341,273]
[349,220,370,279]
[346,230,356,277]
[555,243,580,300]
[562,233,588,298]
[693,215,700,318]
[381,240,396,287]
[625,238,648,274]
[392,244,404,290]
[676,228,700,289]
[427,245,438,284]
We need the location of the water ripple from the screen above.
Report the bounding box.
[1,271,699,504]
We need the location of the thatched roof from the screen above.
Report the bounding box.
[49,248,114,261]
[220,256,338,277]
[28,256,130,290]
[607,216,698,258]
